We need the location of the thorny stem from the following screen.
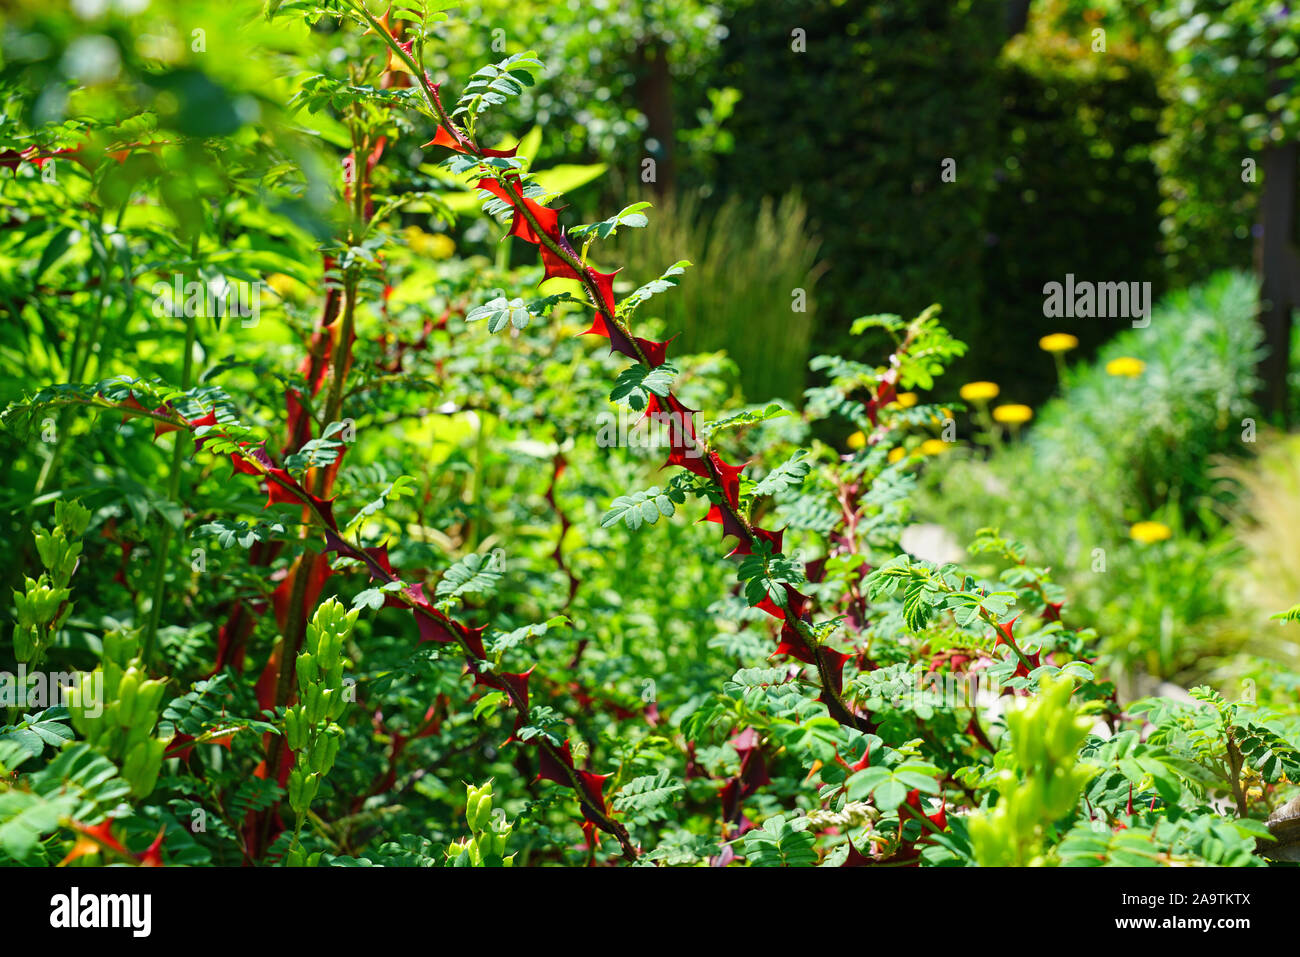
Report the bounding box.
[89,394,637,858]
[36,224,641,863]
[351,4,867,734]
[349,2,917,844]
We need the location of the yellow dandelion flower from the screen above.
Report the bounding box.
[992,403,1033,425]
[1038,333,1079,354]
[847,431,867,450]
[895,392,918,409]
[959,381,999,402]
[1129,521,1172,544]
[888,446,906,463]
[1106,357,1146,378]
[919,439,949,456]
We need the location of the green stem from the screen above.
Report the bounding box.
[319,277,358,435]
[467,411,490,549]
[143,244,200,662]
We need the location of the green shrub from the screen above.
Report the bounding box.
[709,0,1004,361]
[918,271,1262,679]
[978,34,1167,401]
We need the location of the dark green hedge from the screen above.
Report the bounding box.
[978,50,1165,403]
[707,0,1167,405]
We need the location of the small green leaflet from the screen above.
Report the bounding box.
[737,545,804,608]
[903,578,941,631]
[454,53,542,117]
[351,580,408,612]
[344,475,418,534]
[778,497,839,534]
[435,552,504,602]
[645,830,719,865]
[743,815,816,867]
[473,691,506,721]
[283,429,345,473]
[230,777,285,819]
[944,590,1017,627]
[467,297,530,333]
[486,615,570,656]
[865,556,917,601]
[197,519,288,549]
[724,666,790,692]
[568,202,652,242]
[751,450,811,497]
[517,706,565,746]
[609,362,677,412]
[0,790,79,864]
[846,762,942,810]
[159,676,276,739]
[602,486,685,530]
[617,260,691,317]
[611,770,684,824]
[0,708,74,759]
[849,313,906,336]
[780,716,844,764]
[32,743,133,823]
[1271,604,1300,624]
[1236,723,1300,782]
[467,293,574,333]
[700,403,791,440]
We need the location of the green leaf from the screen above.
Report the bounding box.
[1271,604,1300,624]
[846,766,891,801]
[467,297,530,333]
[617,261,691,318]
[609,362,677,412]
[743,815,816,867]
[701,403,791,440]
[873,778,909,811]
[32,743,132,823]
[736,544,804,608]
[197,519,288,550]
[569,202,652,242]
[902,578,940,632]
[344,476,417,534]
[601,486,684,530]
[612,770,684,824]
[467,293,574,333]
[752,451,811,497]
[435,553,503,603]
